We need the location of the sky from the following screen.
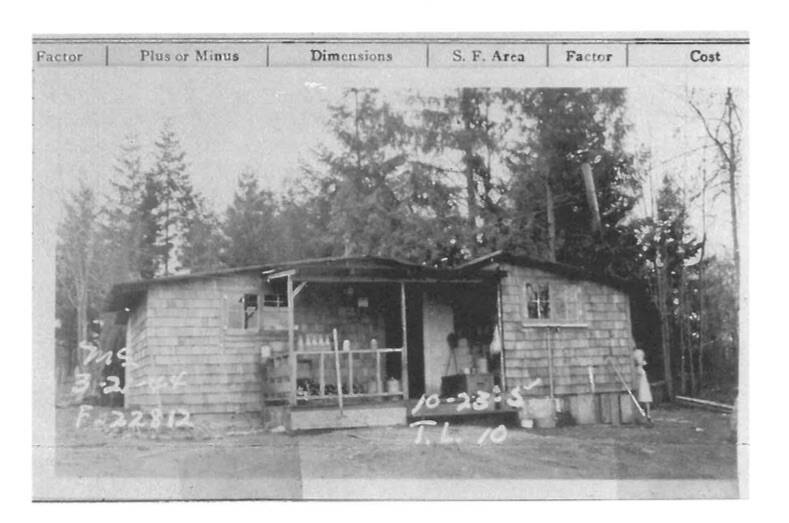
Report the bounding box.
[33,66,746,259]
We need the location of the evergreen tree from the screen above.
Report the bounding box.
[221,171,280,267]
[502,88,640,277]
[137,167,164,279]
[146,122,200,275]
[179,194,225,272]
[105,134,146,281]
[55,183,105,375]
[320,88,409,257]
[696,256,738,398]
[271,182,334,262]
[634,175,703,396]
[309,88,467,264]
[417,88,509,257]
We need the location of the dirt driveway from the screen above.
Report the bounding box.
[50,404,738,498]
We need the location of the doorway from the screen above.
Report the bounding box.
[405,286,425,399]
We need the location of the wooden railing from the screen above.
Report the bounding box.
[263,348,405,404]
[297,347,403,400]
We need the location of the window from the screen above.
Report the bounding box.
[523,282,585,324]
[227,294,259,331]
[263,294,287,307]
[243,294,259,329]
[525,283,550,319]
[263,279,289,308]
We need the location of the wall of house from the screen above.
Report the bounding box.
[124,272,284,415]
[499,263,635,397]
[124,294,148,408]
[125,275,404,413]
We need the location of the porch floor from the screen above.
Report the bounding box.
[405,398,520,426]
[287,397,523,430]
[290,401,407,431]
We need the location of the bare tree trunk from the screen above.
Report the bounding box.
[679,266,687,396]
[545,179,556,261]
[646,167,674,399]
[580,162,602,234]
[460,89,479,235]
[465,158,477,231]
[688,88,741,351]
[76,291,88,371]
[656,250,674,399]
[682,263,696,394]
[164,197,170,275]
[698,170,708,395]
[725,90,741,353]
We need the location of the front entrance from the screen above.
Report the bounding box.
[405,286,425,399]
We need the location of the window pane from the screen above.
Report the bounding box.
[539,285,550,318]
[554,285,567,320]
[263,294,287,307]
[524,283,550,319]
[244,294,259,330]
[525,284,538,319]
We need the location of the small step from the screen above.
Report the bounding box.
[291,402,407,431]
[406,397,520,425]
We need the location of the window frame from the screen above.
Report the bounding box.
[524,282,551,320]
[226,292,261,333]
[521,281,589,328]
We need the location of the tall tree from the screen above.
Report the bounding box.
[56,183,105,374]
[321,88,408,257]
[221,171,280,267]
[105,134,146,281]
[503,88,641,277]
[697,256,739,399]
[688,88,743,349]
[635,175,703,397]
[147,122,200,275]
[179,194,225,272]
[137,167,164,279]
[417,88,508,256]
[309,88,466,264]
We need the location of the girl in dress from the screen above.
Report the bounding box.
[632,348,653,423]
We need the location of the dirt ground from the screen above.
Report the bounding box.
[52,404,737,490]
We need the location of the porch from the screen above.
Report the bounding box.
[257,257,502,430]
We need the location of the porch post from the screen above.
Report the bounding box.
[496,279,507,390]
[287,274,297,406]
[400,282,409,400]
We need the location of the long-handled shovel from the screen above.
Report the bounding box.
[606,357,647,419]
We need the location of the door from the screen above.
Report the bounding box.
[405,286,425,399]
[421,290,456,395]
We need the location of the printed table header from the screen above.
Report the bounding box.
[33,40,749,68]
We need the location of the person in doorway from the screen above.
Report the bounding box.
[631,348,653,423]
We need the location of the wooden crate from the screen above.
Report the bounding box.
[263,354,291,400]
[441,373,495,397]
[619,393,636,424]
[599,392,621,425]
[569,394,599,425]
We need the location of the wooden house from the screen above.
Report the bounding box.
[105,252,640,430]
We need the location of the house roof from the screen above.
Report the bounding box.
[455,250,637,293]
[105,251,636,312]
[104,255,492,312]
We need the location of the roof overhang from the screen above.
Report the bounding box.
[104,255,499,312]
[456,250,639,294]
[103,251,634,312]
